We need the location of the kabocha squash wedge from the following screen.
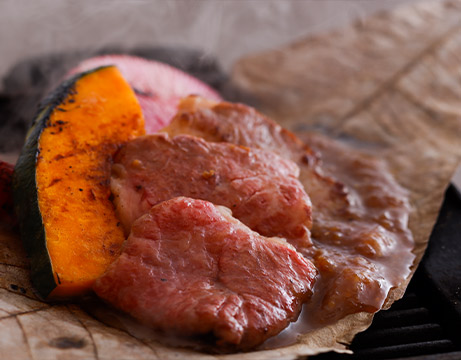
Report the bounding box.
[13,66,145,299]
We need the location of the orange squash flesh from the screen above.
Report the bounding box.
[14,66,145,299]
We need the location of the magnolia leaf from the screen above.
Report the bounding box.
[2,1,461,359]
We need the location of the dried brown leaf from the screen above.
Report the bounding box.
[1,1,461,359]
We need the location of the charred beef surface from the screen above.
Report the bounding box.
[111,133,313,248]
[93,197,317,350]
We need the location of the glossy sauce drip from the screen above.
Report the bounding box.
[262,133,415,349]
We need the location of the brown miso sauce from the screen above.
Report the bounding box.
[261,133,415,349]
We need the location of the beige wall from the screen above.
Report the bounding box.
[0,0,423,79]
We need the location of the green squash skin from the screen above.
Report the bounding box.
[12,66,113,299]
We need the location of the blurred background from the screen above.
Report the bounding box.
[0,0,424,82]
[1,0,459,186]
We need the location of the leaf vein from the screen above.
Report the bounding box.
[16,316,35,360]
[66,305,100,360]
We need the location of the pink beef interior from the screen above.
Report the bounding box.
[93,197,317,350]
[110,133,313,249]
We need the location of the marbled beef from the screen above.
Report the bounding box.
[162,96,351,218]
[93,197,317,349]
[111,133,312,248]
